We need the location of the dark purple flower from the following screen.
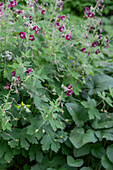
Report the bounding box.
[95,49,100,54]
[87,52,90,57]
[29,15,32,20]
[24,23,29,27]
[30,4,33,7]
[99,19,102,26]
[100,28,104,33]
[16,76,20,83]
[18,10,22,15]
[0,2,3,6]
[38,7,42,11]
[18,76,20,81]
[106,44,109,48]
[41,10,45,15]
[68,84,73,89]
[29,35,35,41]
[11,71,16,77]
[81,48,86,52]
[0,9,3,15]
[89,27,93,32]
[61,34,65,38]
[100,4,105,11]
[92,42,98,47]
[98,2,102,7]
[65,34,71,41]
[19,32,26,39]
[60,15,65,20]
[58,26,64,32]
[106,39,109,43]
[85,7,89,10]
[87,12,94,18]
[33,25,39,34]
[57,2,64,11]
[98,34,102,39]
[55,22,60,26]
[66,90,73,96]
[85,35,88,39]
[5,83,11,91]
[26,68,32,74]
[10,1,17,8]
[66,84,73,96]
[84,7,89,13]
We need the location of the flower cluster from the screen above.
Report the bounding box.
[19,24,40,41]
[55,15,72,41]
[4,68,33,91]
[80,0,107,56]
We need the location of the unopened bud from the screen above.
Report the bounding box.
[46,114,48,118]
[58,97,61,102]
[68,107,72,111]
[42,129,45,133]
[61,102,63,108]
[35,129,39,132]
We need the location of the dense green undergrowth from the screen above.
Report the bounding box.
[0,0,113,169]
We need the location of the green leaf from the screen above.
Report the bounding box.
[81,98,100,120]
[8,140,19,148]
[81,98,97,108]
[20,136,30,150]
[84,74,113,96]
[36,149,43,163]
[62,145,70,155]
[3,102,12,110]
[69,128,97,148]
[1,117,11,131]
[92,120,113,129]
[41,134,52,151]
[98,91,113,107]
[23,164,30,170]
[51,141,60,153]
[31,164,41,170]
[101,155,113,170]
[22,149,28,158]
[92,113,113,129]
[49,119,63,132]
[29,145,36,162]
[95,128,113,141]
[27,118,43,140]
[91,143,105,159]
[88,108,100,120]
[80,167,92,170]
[106,145,113,163]
[66,103,88,127]
[74,144,92,157]
[0,142,6,158]
[41,134,60,153]
[4,145,14,163]
[67,155,83,167]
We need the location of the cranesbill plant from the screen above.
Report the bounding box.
[0,0,112,169]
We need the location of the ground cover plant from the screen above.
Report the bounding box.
[0,0,113,169]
